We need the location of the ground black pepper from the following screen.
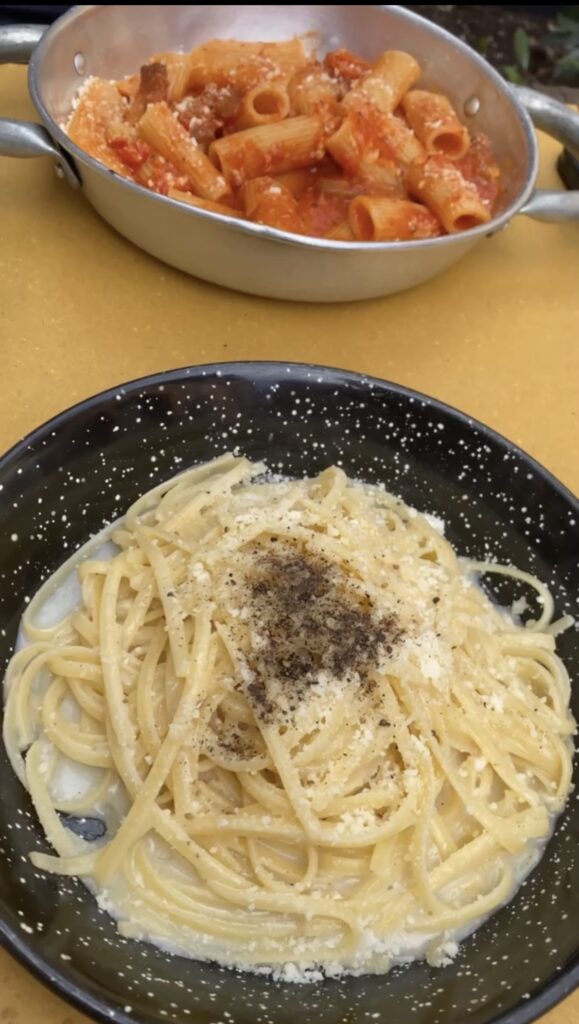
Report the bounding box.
[242,542,403,722]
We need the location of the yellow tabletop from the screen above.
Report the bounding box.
[1,63,578,1024]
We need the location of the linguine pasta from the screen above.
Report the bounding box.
[2,455,574,978]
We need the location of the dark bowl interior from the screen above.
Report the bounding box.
[0,362,577,1024]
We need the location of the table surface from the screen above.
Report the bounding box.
[1,63,578,1024]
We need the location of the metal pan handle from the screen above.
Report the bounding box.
[0,24,79,187]
[515,86,579,222]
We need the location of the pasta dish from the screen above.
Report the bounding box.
[3,456,573,980]
[65,37,501,242]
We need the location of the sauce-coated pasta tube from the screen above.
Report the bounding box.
[345,50,421,114]
[402,90,470,159]
[380,112,426,166]
[349,195,441,241]
[67,79,131,176]
[273,168,313,197]
[405,157,491,233]
[116,74,139,100]
[234,81,291,130]
[326,112,368,176]
[157,53,192,104]
[358,157,401,190]
[189,39,307,90]
[327,108,423,180]
[139,101,230,202]
[64,34,502,242]
[288,65,340,125]
[323,48,370,81]
[209,115,325,189]
[324,220,355,241]
[167,188,242,218]
[241,176,302,233]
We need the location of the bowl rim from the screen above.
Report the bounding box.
[1,360,577,511]
[0,360,577,1024]
[28,3,538,255]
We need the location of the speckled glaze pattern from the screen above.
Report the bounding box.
[0,362,577,1024]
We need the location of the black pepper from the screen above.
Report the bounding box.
[241,542,404,723]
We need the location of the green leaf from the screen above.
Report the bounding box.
[476,34,491,54]
[503,64,525,84]
[556,12,579,32]
[544,29,579,46]
[554,47,579,80]
[514,27,531,71]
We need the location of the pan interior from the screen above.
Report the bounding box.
[31,4,534,215]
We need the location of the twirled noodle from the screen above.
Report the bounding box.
[2,455,574,979]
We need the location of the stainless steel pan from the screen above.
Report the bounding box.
[1,5,578,303]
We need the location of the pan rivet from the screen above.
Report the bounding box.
[54,164,65,179]
[464,96,480,117]
[73,52,86,76]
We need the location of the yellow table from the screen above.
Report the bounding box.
[1,64,578,1024]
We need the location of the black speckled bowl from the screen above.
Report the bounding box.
[0,362,577,1024]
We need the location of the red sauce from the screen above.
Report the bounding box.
[455,133,500,208]
[109,137,151,171]
[68,38,504,240]
[324,48,370,81]
[297,190,349,236]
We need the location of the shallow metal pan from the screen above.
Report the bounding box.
[1,5,578,302]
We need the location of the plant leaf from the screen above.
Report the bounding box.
[554,47,579,80]
[556,12,579,32]
[503,64,525,84]
[514,27,531,71]
[543,29,579,46]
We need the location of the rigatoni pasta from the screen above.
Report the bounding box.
[234,81,291,130]
[65,35,502,243]
[241,176,302,233]
[167,188,243,218]
[188,38,308,90]
[158,52,192,105]
[139,101,230,202]
[288,64,341,124]
[209,115,326,189]
[405,157,492,233]
[349,195,441,242]
[67,78,130,176]
[344,50,421,115]
[402,90,470,159]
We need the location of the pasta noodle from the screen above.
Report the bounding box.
[167,188,242,218]
[67,78,132,176]
[234,81,291,130]
[402,90,470,159]
[154,52,191,105]
[324,220,355,241]
[241,176,302,233]
[3,456,574,979]
[344,50,421,115]
[405,156,492,233]
[349,195,441,241]
[138,101,230,202]
[189,39,307,91]
[209,115,325,189]
[288,64,341,124]
[64,36,502,243]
